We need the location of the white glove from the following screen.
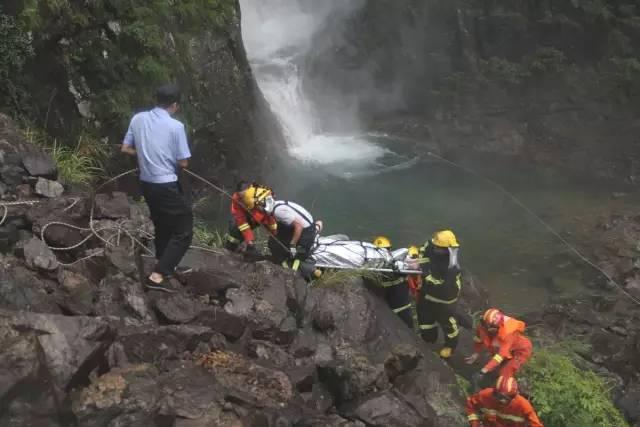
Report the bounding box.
[289,247,297,258]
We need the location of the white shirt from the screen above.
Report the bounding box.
[272,201,313,228]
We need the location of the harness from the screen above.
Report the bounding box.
[273,201,313,228]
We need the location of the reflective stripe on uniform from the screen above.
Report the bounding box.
[456,273,462,291]
[268,223,278,230]
[292,259,300,271]
[238,223,251,232]
[447,316,459,339]
[281,260,289,268]
[392,303,412,314]
[492,354,504,364]
[419,323,437,330]
[425,274,445,285]
[416,257,430,264]
[467,414,480,421]
[424,293,458,304]
[479,408,525,423]
[381,277,405,287]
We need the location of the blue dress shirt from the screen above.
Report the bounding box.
[123,107,191,184]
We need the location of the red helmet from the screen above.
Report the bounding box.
[495,376,519,398]
[483,308,504,328]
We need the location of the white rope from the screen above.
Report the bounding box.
[426,151,640,307]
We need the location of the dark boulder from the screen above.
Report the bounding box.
[34,177,64,198]
[153,292,205,324]
[189,308,247,341]
[22,236,59,271]
[22,151,57,179]
[55,269,96,315]
[111,324,220,366]
[93,192,130,220]
[95,273,155,322]
[346,391,431,427]
[0,257,60,313]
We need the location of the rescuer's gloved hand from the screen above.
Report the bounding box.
[289,247,298,259]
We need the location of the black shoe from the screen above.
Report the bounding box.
[145,277,177,293]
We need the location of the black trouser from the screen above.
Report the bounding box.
[268,224,315,265]
[224,220,257,251]
[417,297,459,349]
[140,181,193,277]
[383,281,414,329]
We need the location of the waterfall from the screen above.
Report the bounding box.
[239,0,388,166]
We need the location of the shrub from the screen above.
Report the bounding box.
[0,10,33,108]
[193,221,225,248]
[520,348,628,427]
[50,136,106,185]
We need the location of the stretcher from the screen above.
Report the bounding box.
[307,235,421,274]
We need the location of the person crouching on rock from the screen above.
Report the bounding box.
[466,376,543,427]
[416,230,462,359]
[245,188,318,271]
[370,236,414,329]
[224,181,278,255]
[121,83,193,292]
[465,308,533,389]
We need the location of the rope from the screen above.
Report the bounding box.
[426,151,640,307]
[0,199,41,226]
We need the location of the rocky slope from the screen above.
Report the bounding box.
[0,114,470,426]
[304,0,640,181]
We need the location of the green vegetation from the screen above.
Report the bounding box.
[1,0,237,178]
[23,127,107,185]
[193,221,225,248]
[0,10,33,109]
[521,348,628,427]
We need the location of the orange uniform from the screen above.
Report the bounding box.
[474,316,532,377]
[231,192,277,242]
[466,388,543,427]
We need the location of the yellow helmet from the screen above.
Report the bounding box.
[431,230,459,248]
[408,246,420,259]
[241,185,272,210]
[373,236,392,249]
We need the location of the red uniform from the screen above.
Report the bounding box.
[231,192,277,242]
[466,388,543,427]
[474,316,532,377]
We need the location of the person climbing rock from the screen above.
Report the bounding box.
[466,376,543,427]
[466,308,533,387]
[224,181,277,254]
[371,236,414,329]
[246,188,317,271]
[121,83,193,292]
[416,230,462,359]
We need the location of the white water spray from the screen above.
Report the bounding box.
[239,0,387,166]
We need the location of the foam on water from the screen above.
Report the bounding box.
[239,0,387,168]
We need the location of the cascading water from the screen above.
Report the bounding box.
[239,0,391,169]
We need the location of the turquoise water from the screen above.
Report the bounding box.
[201,136,638,313]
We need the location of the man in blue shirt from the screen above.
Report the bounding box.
[121,84,193,292]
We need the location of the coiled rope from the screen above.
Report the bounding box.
[425,151,640,307]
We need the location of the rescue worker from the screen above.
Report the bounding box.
[247,189,317,271]
[224,182,277,253]
[466,308,533,387]
[466,376,543,427]
[372,236,414,329]
[417,230,462,359]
